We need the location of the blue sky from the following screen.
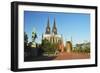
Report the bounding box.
[24,11,90,45]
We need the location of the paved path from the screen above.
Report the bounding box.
[25,52,90,62]
[55,52,90,60]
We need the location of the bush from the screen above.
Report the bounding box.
[41,39,57,54]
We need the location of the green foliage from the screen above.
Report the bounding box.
[24,32,28,48]
[24,32,28,43]
[73,42,90,53]
[41,39,57,54]
[32,31,37,42]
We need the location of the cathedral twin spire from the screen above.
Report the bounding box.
[45,17,57,34]
[45,18,51,34]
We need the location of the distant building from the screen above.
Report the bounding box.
[42,17,64,52]
[42,18,63,44]
[66,41,72,53]
[75,42,90,50]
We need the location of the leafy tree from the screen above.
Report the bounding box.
[74,42,90,53]
[24,32,28,48]
[32,31,37,42]
[41,39,57,54]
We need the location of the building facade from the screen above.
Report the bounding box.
[42,18,63,44]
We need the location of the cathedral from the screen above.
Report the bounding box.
[42,18,63,44]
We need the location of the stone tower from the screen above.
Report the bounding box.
[66,41,72,53]
[45,17,51,34]
[52,18,57,34]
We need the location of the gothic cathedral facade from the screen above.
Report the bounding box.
[42,18,63,44]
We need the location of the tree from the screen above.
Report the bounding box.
[24,32,28,48]
[32,31,37,42]
[74,42,90,53]
[41,39,57,55]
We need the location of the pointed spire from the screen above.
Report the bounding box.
[52,17,57,34]
[45,17,51,34]
[71,36,72,42]
[47,17,50,27]
[54,18,56,27]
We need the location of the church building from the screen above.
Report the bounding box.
[42,18,63,44]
